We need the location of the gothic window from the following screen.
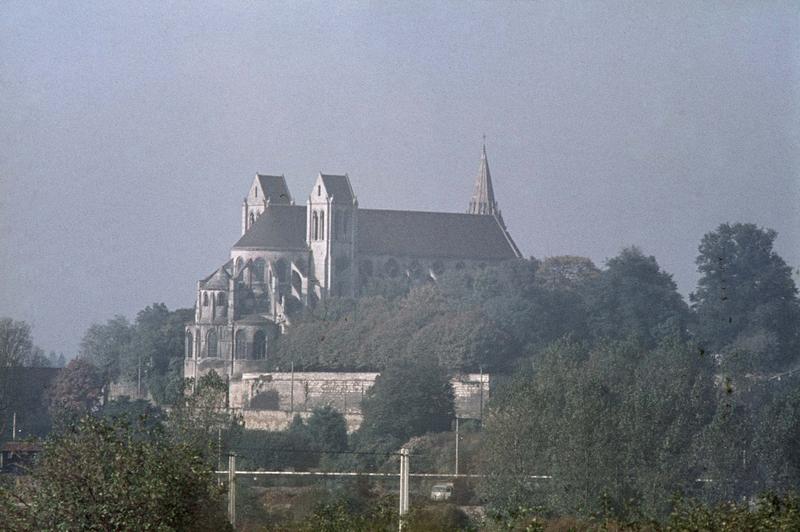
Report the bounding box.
[255,186,258,198]
[235,329,247,359]
[235,257,243,275]
[318,185,321,196]
[249,212,255,227]
[217,292,226,306]
[185,332,193,358]
[320,212,325,239]
[252,330,266,359]
[253,258,266,283]
[207,330,218,358]
[202,292,209,306]
[292,270,302,295]
[312,211,319,240]
[275,259,288,283]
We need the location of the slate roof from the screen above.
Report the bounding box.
[231,205,520,260]
[256,174,292,204]
[200,261,232,289]
[320,174,354,203]
[233,205,307,250]
[358,209,521,260]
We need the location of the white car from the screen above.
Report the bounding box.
[430,483,454,501]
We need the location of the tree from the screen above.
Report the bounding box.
[691,223,800,369]
[0,416,231,531]
[0,318,35,368]
[536,255,600,291]
[169,370,241,461]
[585,247,689,348]
[305,405,348,454]
[47,358,104,426]
[359,357,454,444]
[79,315,134,384]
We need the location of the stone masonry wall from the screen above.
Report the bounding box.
[232,371,490,433]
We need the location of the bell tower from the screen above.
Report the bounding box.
[307,173,358,299]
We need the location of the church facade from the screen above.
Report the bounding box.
[185,146,521,379]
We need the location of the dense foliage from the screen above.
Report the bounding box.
[79,304,193,404]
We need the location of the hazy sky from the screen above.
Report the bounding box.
[1,1,798,357]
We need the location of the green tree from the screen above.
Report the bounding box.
[586,247,689,348]
[359,358,454,444]
[78,315,134,384]
[536,255,600,291]
[305,405,348,454]
[169,370,241,461]
[0,416,231,531]
[691,223,800,369]
[47,358,104,426]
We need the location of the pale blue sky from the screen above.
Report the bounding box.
[1,1,798,356]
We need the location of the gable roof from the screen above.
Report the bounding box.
[319,174,354,203]
[256,174,292,205]
[358,209,521,260]
[230,205,521,260]
[200,261,232,289]
[233,205,307,250]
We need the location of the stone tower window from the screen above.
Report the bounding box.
[253,330,266,359]
[255,186,258,198]
[249,212,255,227]
[318,185,321,196]
[235,329,247,359]
[207,330,218,357]
[217,292,226,306]
[202,293,209,306]
[253,258,266,283]
[312,211,319,240]
[235,257,243,275]
[185,332,193,358]
[320,212,325,239]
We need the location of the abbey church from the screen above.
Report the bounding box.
[185,145,521,380]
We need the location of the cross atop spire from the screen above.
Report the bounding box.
[467,141,500,218]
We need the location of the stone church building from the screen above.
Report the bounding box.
[185,145,521,379]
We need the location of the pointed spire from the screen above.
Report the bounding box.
[467,140,499,217]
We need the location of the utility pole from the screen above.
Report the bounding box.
[290,360,295,413]
[479,366,484,425]
[227,453,236,528]
[398,447,409,530]
[454,417,459,476]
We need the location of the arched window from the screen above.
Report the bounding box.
[275,259,288,283]
[207,330,218,358]
[253,258,266,283]
[320,212,325,239]
[185,332,193,358]
[235,329,247,359]
[217,292,226,306]
[317,185,321,196]
[202,292,209,306]
[249,212,255,227]
[235,257,243,275]
[312,211,319,240]
[255,186,258,198]
[253,330,266,359]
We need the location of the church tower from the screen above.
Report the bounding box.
[307,173,358,300]
[467,143,501,218]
